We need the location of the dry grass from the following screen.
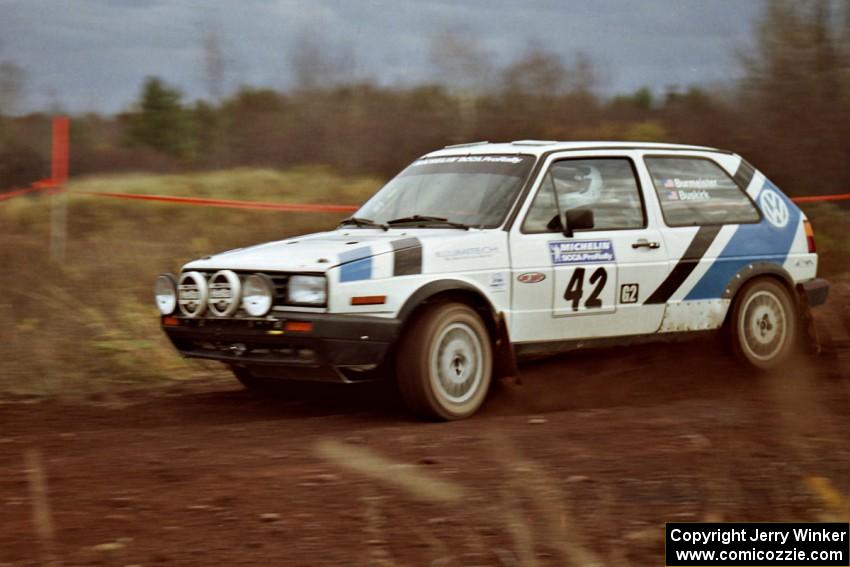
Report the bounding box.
[1,168,381,397]
[316,436,610,567]
[66,166,382,204]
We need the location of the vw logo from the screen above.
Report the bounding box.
[207,270,242,317]
[759,189,789,228]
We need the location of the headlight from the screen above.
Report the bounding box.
[242,274,275,316]
[287,275,327,305]
[154,273,178,315]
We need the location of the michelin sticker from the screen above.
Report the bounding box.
[759,189,789,228]
[549,240,615,265]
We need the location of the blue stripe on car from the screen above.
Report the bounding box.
[685,179,800,300]
[339,247,373,282]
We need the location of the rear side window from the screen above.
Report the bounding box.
[644,157,760,226]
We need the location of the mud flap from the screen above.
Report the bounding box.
[802,286,850,378]
[494,312,520,383]
[796,285,822,355]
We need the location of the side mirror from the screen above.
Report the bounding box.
[564,208,594,237]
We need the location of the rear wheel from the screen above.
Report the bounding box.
[396,302,493,420]
[729,278,797,370]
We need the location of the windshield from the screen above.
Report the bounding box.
[352,155,535,228]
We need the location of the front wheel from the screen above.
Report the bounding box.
[396,302,493,420]
[729,278,798,370]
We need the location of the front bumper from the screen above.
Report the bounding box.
[162,312,401,382]
[799,278,830,307]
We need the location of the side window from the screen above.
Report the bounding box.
[522,158,645,233]
[644,157,760,226]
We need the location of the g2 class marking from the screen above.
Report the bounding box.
[620,283,639,304]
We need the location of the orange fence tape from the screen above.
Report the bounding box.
[791,193,850,203]
[0,180,61,201]
[2,183,849,210]
[72,190,359,213]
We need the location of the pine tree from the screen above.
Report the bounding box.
[126,77,194,160]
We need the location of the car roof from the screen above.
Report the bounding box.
[424,140,731,158]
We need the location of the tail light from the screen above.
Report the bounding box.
[803,220,816,253]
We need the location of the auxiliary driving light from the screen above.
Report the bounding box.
[207,270,242,317]
[178,271,209,317]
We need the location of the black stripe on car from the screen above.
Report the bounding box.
[391,237,422,276]
[732,159,755,190]
[644,225,722,304]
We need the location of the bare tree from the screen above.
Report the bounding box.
[201,28,227,102]
[428,27,492,94]
[570,52,598,95]
[738,0,850,192]
[0,60,25,116]
[500,43,567,97]
[289,31,357,91]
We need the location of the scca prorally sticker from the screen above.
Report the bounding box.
[549,240,615,265]
[413,155,525,166]
[759,189,790,228]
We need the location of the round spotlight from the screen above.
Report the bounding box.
[178,271,209,317]
[207,270,242,317]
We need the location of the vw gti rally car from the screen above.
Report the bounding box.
[155,141,829,420]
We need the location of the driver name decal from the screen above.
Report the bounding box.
[549,240,615,265]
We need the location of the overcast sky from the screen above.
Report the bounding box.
[0,0,766,114]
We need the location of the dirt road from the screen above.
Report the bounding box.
[2,285,849,567]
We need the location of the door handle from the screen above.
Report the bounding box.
[632,238,661,249]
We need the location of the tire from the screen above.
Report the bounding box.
[396,302,493,420]
[729,278,798,370]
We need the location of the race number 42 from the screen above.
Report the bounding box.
[564,267,607,311]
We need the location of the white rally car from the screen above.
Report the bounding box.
[155,141,829,420]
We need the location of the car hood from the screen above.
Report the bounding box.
[181,228,498,273]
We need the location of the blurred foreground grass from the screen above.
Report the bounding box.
[1,168,381,397]
[1,169,847,397]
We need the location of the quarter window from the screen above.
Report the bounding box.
[523,158,645,233]
[644,157,760,226]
